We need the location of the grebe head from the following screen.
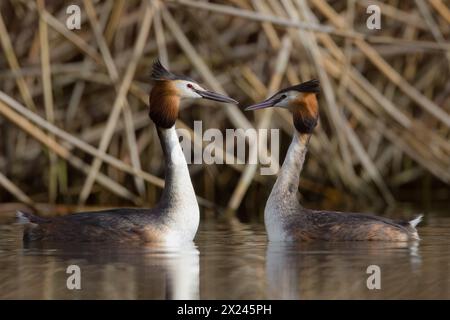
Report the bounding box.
[149,59,238,128]
[245,79,320,133]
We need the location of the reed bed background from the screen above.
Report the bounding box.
[0,0,449,220]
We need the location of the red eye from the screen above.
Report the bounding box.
[187,83,193,89]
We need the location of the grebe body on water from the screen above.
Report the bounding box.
[245,80,422,242]
[19,60,237,243]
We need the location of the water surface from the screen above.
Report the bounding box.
[0,212,449,299]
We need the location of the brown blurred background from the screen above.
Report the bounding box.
[0,0,449,221]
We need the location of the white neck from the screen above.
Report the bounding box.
[265,132,309,241]
[157,126,199,241]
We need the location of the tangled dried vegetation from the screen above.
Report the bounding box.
[0,0,449,218]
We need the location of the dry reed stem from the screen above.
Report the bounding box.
[78,0,154,204]
[161,4,278,175]
[429,0,450,24]
[415,0,450,66]
[0,171,36,209]
[79,0,146,201]
[311,0,450,129]
[0,99,141,204]
[0,91,163,187]
[0,11,36,110]
[227,36,291,213]
[0,92,217,209]
[37,0,59,204]
[0,0,448,214]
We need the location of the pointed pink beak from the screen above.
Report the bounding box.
[245,96,280,111]
[194,89,238,104]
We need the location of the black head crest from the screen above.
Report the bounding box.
[278,79,320,95]
[150,59,194,82]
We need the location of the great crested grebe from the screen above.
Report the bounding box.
[245,80,422,242]
[18,59,237,243]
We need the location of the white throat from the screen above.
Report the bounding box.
[157,126,199,242]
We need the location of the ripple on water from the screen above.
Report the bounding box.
[0,213,449,299]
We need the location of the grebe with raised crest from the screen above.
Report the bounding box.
[18,59,238,243]
[245,80,422,241]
